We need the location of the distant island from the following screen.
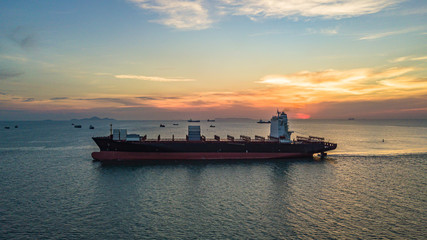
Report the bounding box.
[71,116,115,121]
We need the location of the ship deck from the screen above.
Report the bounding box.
[94,136,335,145]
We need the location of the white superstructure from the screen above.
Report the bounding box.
[269,111,294,143]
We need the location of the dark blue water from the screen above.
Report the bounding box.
[1,119,426,239]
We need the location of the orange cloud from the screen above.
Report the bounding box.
[1,65,426,119]
[115,74,195,82]
[256,67,424,101]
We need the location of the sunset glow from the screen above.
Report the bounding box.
[0,0,426,120]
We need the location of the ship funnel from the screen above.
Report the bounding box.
[269,111,293,143]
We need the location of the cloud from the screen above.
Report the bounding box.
[307,27,338,35]
[0,69,23,80]
[22,98,35,102]
[8,26,38,50]
[3,66,424,112]
[137,96,158,100]
[129,0,403,30]
[304,97,427,119]
[2,62,426,120]
[360,27,423,40]
[257,69,369,85]
[50,97,69,100]
[319,28,338,35]
[0,55,28,62]
[256,67,422,99]
[129,0,212,30]
[391,55,427,63]
[258,67,414,84]
[76,97,141,106]
[115,74,195,82]
[137,96,181,100]
[219,0,402,20]
[412,56,427,61]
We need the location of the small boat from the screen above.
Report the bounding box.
[15,125,18,128]
[160,124,165,127]
[173,123,179,125]
[89,125,95,129]
[207,119,215,122]
[257,119,271,124]
[188,119,200,122]
[348,118,355,120]
[210,125,215,128]
[74,125,82,128]
[4,126,10,129]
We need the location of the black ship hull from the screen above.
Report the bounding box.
[91,137,337,163]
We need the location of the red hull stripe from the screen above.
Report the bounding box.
[91,151,313,161]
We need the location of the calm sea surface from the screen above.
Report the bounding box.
[1,119,426,239]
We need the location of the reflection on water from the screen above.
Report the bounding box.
[86,156,425,239]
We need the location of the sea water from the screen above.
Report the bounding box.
[0,119,426,239]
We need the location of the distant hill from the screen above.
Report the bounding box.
[71,116,115,121]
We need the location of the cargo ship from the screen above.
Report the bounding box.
[92,111,337,163]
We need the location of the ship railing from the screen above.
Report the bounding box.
[296,136,323,142]
[126,134,336,145]
[296,136,336,145]
[309,136,325,141]
[322,142,337,148]
[255,135,265,141]
[240,135,251,141]
[140,138,189,142]
[134,137,278,143]
[296,136,309,141]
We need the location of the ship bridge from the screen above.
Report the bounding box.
[269,111,294,143]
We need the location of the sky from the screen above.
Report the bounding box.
[0,0,426,120]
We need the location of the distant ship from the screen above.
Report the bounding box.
[89,125,95,129]
[257,119,271,124]
[207,119,215,122]
[92,111,337,163]
[188,119,200,122]
[348,118,355,120]
[160,124,165,127]
[74,125,82,128]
